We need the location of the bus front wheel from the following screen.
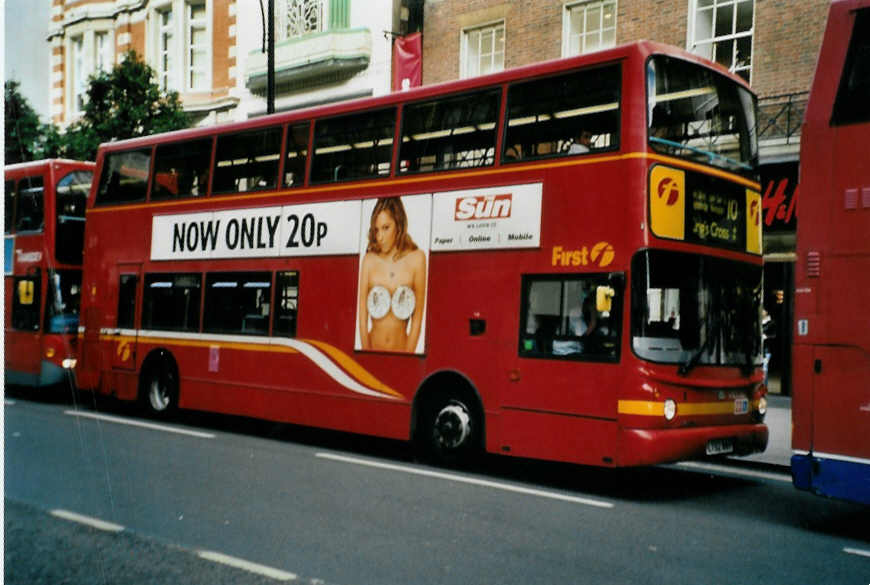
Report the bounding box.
[140,362,178,418]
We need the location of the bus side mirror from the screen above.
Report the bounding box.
[18,280,35,305]
[596,286,615,313]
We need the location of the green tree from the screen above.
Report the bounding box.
[5,80,49,164]
[63,51,189,160]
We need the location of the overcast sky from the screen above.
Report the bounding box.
[5,0,52,121]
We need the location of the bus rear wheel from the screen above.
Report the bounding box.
[141,362,178,418]
[422,396,480,466]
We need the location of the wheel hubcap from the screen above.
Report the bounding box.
[149,378,170,411]
[433,403,471,450]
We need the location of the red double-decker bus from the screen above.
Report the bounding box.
[5,159,94,387]
[77,41,767,467]
[792,0,870,504]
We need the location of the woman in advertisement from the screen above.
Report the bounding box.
[357,197,427,353]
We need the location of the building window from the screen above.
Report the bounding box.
[281,0,325,39]
[563,0,617,56]
[72,35,87,113]
[95,31,113,73]
[152,1,211,93]
[689,0,754,82]
[461,21,505,78]
[157,7,175,91]
[187,2,208,90]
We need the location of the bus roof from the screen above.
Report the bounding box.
[5,159,95,174]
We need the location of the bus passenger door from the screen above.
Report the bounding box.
[111,264,141,372]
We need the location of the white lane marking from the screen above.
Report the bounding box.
[316,452,614,509]
[844,547,870,559]
[673,461,792,483]
[65,410,215,439]
[50,509,125,533]
[196,550,298,581]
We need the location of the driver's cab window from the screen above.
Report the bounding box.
[519,273,621,361]
[12,274,41,331]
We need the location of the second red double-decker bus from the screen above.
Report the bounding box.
[5,159,94,387]
[77,41,767,467]
[792,0,870,505]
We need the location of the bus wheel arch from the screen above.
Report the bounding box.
[412,370,485,466]
[138,348,179,417]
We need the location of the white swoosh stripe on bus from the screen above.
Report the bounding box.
[282,338,402,400]
[94,329,401,401]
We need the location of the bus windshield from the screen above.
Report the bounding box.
[647,56,758,174]
[55,170,92,264]
[631,250,762,370]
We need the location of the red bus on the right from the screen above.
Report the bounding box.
[792,0,870,505]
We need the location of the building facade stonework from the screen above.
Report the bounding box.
[48,0,239,127]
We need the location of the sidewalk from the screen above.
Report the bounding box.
[730,394,791,468]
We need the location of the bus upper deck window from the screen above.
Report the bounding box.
[15,176,44,232]
[284,122,310,188]
[96,148,152,205]
[504,64,620,163]
[311,107,396,184]
[399,89,500,173]
[213,127,282,194]
[831,9,870,126]
[151,138,213,200]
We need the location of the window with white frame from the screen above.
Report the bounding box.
[157,7,175,91]
[689,0,754,82]
[564,0,617,57]
[95,31,113,73]
[461,21,505,78]
[187,2,208,90]
[151,1,210,93]
[72,35,87,113]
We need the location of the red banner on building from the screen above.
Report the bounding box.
[393,32,422,91]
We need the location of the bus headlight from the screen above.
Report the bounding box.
[752,384,768,419]
[664,399,677,421]
[62,358,77,369]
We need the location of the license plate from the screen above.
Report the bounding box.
[734,398,749,415]
[706,438,734,456]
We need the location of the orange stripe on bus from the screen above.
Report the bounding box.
[99,334,299,355]
[618,400,745,416]
[304,339,402,399]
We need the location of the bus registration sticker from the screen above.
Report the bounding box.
[734,398,749,415]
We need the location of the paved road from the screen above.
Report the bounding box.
[5,391,869,585]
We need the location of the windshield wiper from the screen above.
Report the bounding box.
[678,315,720,376]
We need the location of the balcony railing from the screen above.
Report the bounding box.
[757,92,809,145]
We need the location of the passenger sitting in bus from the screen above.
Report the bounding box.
[568,130,594,154]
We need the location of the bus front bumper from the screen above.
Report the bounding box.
[619,423,768,467]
